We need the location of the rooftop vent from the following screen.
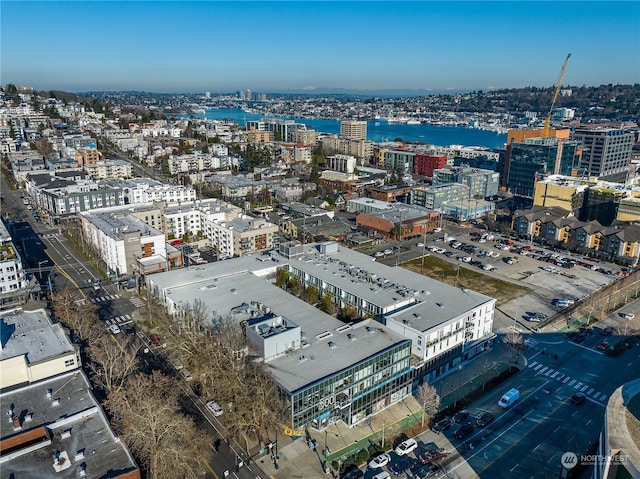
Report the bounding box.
[61,429,71,439]
[316,331,333,340]
[328,341,337,349]
[366,326,377,334]
[347,334,357,342]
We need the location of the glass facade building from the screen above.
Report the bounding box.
[289,341,412,429]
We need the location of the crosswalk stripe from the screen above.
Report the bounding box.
[533,364,543,371]
[580,385,589,392]
[545,369,554,376]
[562,377,571,383]
[569,379,576,386]
[551,372,559,378]
[574,382,583,389]
[539,367,548,374]
[529,361,538,369]
[587,388,595,395]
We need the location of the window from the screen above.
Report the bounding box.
[64,359,75,367]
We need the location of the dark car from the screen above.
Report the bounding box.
[410,462,440,479]
[340,464,364,479]
[431,418,451,433]
[453,409,469,424]
[453,421,474,440]
[573,333,586,343]
[390,458,412,476]
[476,412,495,427]
[600,326,613,336]
[571,392,586,405]
[417,448,448,464]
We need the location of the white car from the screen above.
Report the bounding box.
[372,471,390,479]
[433,227,442,233]
[417,243,424,248]
[108,324,121,334]
[368,453,391,469]
[206,401,224,416]
[395,438,418,456]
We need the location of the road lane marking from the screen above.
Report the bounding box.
[533,443,541,452]
[510,464,519,473]
[586,419,592,426]
[554,426,561,432]
[547,454,556,464]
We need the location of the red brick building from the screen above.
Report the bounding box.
[414,154,447,177]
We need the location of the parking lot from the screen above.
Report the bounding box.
[364,226,625,333]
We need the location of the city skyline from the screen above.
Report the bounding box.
[2,1,639,94]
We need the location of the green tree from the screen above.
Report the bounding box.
[319,294,337,315]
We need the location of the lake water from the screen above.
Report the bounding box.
[190,109,507,149]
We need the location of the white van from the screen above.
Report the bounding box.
[498,388,520,408]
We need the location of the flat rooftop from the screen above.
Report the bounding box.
[151,263,409,394]
[81,210,163,241]
[289,244,493,331]
[0,371,139,478]
[0,308,75,365]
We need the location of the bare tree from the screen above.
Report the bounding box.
[105,371,209,479]
[415,383,441,427]
[50,287,101,345]
[86,335,139,393]
[502,331,524,363]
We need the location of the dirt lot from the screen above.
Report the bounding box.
[402,255,530,306]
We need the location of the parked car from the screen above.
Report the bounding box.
[600,326,613,336]
[368,453,391,469]
[417,243,424,248]
[453,410,469,423]
[410,462,440,479]
[206,401,224,416]
[371,471,390,479]
[417,448,448,464]
[395,438,418,456]
[389,458,412,476]
[573,333,586,343]
[340,464,364,479]
[431,418,451,433]
[108,324,121,334]
[453,421,474,439]
[597,341,610,351]
[476,412,495,427]
[571,392,586,405]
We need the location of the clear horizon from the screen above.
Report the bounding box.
[2,1,639,94]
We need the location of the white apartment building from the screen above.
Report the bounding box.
[431,145,500,162]
[163,199,241,240]
[118,178,197,204]
[79,209,168,277]
[0,221,30,309]
[84,159,133,180]
[326,154,357,174]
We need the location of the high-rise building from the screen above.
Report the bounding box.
[573,127,635,182]
[503,128,571,189]
[506,137,580,198]
[340,120,367,140]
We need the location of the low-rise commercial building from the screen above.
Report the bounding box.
[0,307,140,478]
[146,241,495,430]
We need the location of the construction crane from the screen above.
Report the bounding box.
[543,53,571,137]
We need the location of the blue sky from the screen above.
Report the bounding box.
[2,1,638,93]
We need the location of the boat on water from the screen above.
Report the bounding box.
[406,120,421,125]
